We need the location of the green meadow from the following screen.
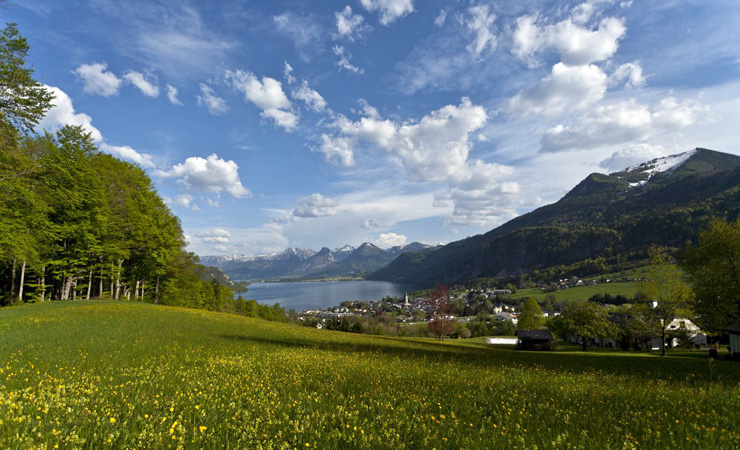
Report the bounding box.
[510,281,640,302]
[1,302,738,449]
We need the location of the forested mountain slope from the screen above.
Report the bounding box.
[369,149,740,285]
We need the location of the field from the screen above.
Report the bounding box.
[509,281,639,302]
[1,302,738,449]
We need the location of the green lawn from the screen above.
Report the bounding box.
[510,281,640,302]
[1,301,738,449]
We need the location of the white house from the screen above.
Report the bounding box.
[650,317,706,350]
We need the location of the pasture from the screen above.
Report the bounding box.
[0,301,737,449]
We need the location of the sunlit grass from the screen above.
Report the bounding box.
[1,301,738,449]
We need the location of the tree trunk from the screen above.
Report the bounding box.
[154,275,160,304]
[40,266,45,302]
[115,259,123,300]
[62,276,71,300]
[72,277,77,301]
[661,327,667,356]
[17,260,26,303]
[10,258,16,298]
[99,264,104,298]
[581,337,588,351]
[141,279,146,301]
[86,270,93,300]
[134,279,140,300]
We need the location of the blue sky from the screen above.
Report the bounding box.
[13,0,740,256]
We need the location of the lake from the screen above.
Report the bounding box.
[239,280,422,312]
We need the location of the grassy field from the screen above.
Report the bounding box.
[0,301,738,449]
[510,281,640,302]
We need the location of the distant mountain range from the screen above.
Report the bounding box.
[369,148,740,285]
[200,242,436,281]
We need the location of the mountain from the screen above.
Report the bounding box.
[202,242,433,280]
[369,148,740,285]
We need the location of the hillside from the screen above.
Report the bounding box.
[0,301,737,448]
[370,148,740,285]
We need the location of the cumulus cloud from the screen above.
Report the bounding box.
[291,81,327,113]
[465,5,497,57]
[293,193,340,218]
[376,232,407,248]
[166,84,183,105]
[436,180,523,228]
[319,134,356,166]
[172,194,200,210]
[155,154,250,198]
[335,6,371,41]
[326,98,488,183]
[333,45,364,74]
[541,97,708,152]
[39,86,103,142]
[359,0,414,25]
[355,99,379,118]
[599,144,668,172]
[508,62,607,116]
[511,13,626,66]
[123,70,159,97]
[608,62,645,88]
[226,70,298,131]
[197,83,228,115]
[73,62,122,97]
[99,143,156,168]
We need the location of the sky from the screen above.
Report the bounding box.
[11,0,740,257]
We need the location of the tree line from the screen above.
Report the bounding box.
[0,22,287,321]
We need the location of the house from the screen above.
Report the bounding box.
[495,311,518,325]
[516,330,554,351]
[724,322,740,356]
[650,317,707,350]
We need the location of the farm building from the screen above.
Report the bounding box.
[725,322,740,356]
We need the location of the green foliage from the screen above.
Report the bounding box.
[549,301,617,351]
[517,297,545,330]
[0,23,54,132]
[1,301,738,449]
[681,218,740,331]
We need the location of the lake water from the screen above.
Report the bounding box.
[239,280,421,312]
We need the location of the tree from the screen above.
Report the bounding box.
[427,284,454,340]
[517,297,545,330]
[681,218,740,331]
[0,23,54,132]
[549,301,616,351]
[638,247,693,356]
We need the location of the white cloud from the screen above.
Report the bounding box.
[434,9,448,27]
[356,99,379,118]
[196,229,231,243]
[376,232,407,248]
[99,143,156,168]
[508,63,607,116]
[293,193,340,218]
[361,218,382,229]
[123,70,159,97]
[333,45,364,74]
[272,12,323,50]
[226,70,298,131]
[335,6,371,41]
[73,62,121,97]
[437,180,524,228]
[214,244,229,252]
[155,154,250,198]
[465,5,497,57]
[283,61,296,84]
[291,81,327,113]
[511,12,626,66]
[166,84,183,105]
[599,144,668,172]
[319,134,356,167]
[197,83,228,115]
[39,85,103,142]
[172,194,200,210]
[608,62,645,88]
[359,0,414,25]
[328,98,488,183]
[541,97,708,152]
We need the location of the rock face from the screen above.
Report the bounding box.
[369,148,740,285]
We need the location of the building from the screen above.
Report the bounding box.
[516,330,554,351]
[724,322,740,356]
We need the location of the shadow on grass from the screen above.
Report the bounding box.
[218,332,740,386]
